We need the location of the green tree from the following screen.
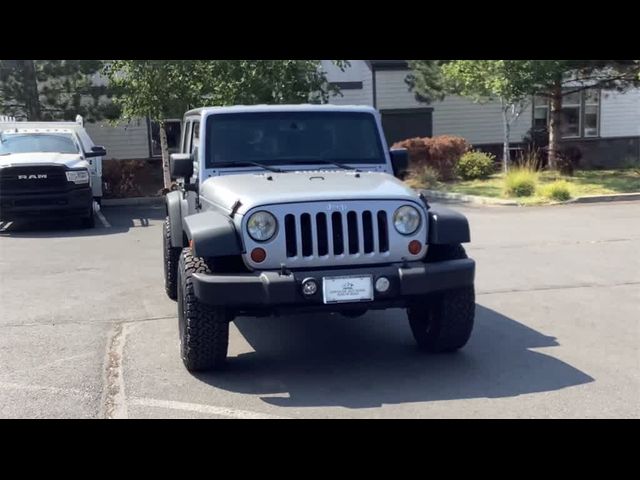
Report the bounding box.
[198,60,348,105]
[104,60,210,190]
[408,60,640,170]
[105,60,347,189]
[440,60,536,173]
[0,60,117,122]
[406,60,449,103]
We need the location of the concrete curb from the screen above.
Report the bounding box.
[102,196,164,207]
[420,189,518,206]
[567,192,640,204]
[421,189,640,206]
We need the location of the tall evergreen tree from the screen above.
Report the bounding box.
[0,60,118,121]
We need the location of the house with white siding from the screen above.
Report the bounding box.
[85,60,640,168]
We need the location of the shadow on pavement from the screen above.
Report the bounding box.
[0,205,164,238]
[193,305,594,409]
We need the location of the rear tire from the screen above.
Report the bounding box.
[178,249,230,372]
[407,243,475,352]
[163,217,181,300]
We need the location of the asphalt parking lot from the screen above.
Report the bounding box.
[0,201,638,418]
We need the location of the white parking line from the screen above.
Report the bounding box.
[96,210,111,228]
[128,397,290,419]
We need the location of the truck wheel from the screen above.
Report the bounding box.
[407,244,475,352]
[163,217,181,300]
[177,249,230,371]
[81,211,95,229]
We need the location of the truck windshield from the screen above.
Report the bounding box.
[204,112,385,168]
[0,134,79,155]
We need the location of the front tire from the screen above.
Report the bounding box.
[177,249,230,372]
[407,244,475,352]
[163,217,181,300]
[81,210,95,229]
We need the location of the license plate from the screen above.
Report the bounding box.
[322,275,373,304]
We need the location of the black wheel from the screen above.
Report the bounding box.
[81,210,95,229]
[163,216,181,300]
[177,249,230,372]
[407,244,475,352]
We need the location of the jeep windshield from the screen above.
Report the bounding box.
[0,133,79,155]
[204,111,385,169]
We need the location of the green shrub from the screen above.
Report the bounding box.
[393,135,471,181]
[541,180,572,201]
[411,165,441,188]
[456,150,495,180]
[504,168,538,197]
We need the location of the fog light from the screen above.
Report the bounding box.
[375,277,390,293]
[408,240,422,255]
[302,278,318,296]
[250,247,266,263]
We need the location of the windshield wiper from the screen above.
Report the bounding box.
[211,161,284,173]
[286,159,360,171]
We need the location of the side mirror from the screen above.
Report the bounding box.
[85,145,107,158]
[170,153,194,180]
[390,148,409,179]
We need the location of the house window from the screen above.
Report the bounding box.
[584,90,600,137]
[149,119,182,157]
[532,89,600,138]
[560,91,581,138]
[533,96,549,130]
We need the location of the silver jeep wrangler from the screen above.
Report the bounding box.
[164,105,475,372]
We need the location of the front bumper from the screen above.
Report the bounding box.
[192,259,475,312]
[0,187,93,220]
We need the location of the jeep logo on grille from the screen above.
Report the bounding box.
[18,174,48,180]
[326,203,347,211]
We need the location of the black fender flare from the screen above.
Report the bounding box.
[166,191,185,248]
[183,210,243,258]
[427,205,471,245]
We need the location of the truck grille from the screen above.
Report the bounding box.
[284,210,389,258]
[0,165,68,193]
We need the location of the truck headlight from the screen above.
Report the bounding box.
[393,205,421,235]
[247,211,277,242]
[66,170,90,184]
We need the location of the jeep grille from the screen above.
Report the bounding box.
[284,210,389,258]
[242,200,428,270]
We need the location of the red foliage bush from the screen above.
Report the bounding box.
[393,135,471,180]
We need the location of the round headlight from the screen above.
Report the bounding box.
[393,205,421,235]
[247,211,277,242]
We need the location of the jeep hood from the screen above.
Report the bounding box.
[200,170,422,215]
[0,152,88,169]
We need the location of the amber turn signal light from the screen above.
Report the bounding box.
[408,240,422,255]
[251,247,267,263]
